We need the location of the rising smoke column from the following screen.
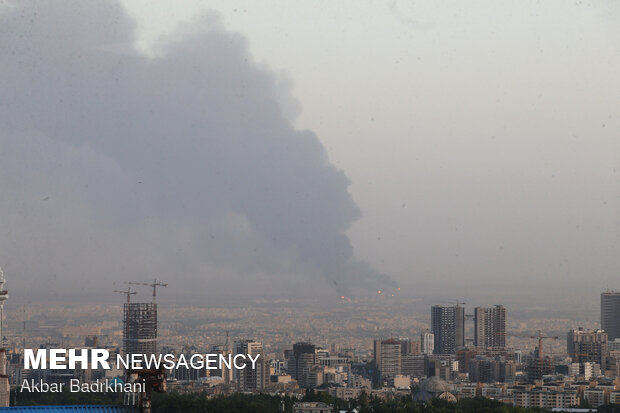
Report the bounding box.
[0,1,394,297]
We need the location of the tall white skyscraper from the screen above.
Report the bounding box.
[421,331,435,355]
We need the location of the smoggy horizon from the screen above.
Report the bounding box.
[0,1,618,302]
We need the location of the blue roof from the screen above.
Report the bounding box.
[0,406,136,412]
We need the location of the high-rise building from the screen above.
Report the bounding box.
[373,340,382,366]
[467,357,516,383]
[0,350,8,407]
[400,339,420,355]
[0,267,8,407]
[210,344,233,384]
[601,291,620,341]
[401,354,426,378]
[290,342,317,388]
[378,338,401,385]
[474,305,506,349]
[431,305,465,354]
[567,328,608,371]
[425,354,456,380]
[123,302,158,357]
[526,347,554,382]
[421,331,435,355]
[234,340,269,391]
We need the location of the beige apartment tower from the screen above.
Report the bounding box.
[379,338,401,385]
[474,305,506,349]
[234,340,269,391]
[567,328,608,370]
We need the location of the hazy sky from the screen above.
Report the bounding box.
[1,0,619,302]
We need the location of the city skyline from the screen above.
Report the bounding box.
[1,258,619,409]
[1,1,619,411]
[2,288,620,407]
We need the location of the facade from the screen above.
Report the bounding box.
[431,305,465,354]
[400,339,420,355]
[606,351,620,377]
[401,354,426,378]
[209,344,232,384]
[601,291,620,340]
[0,267,8,407]
[379,338,401,385]
[525,352,554,382]
[567,328,608,371]
[467,357,515,383]
[583,389,606,407]
[290,342,317,388]
[468,358,499,383]
[0,350,9,407]
[512,389,578,409]
[329,386,363,401]
[234,340,269,391]
[421,331,435,355]
[425,354,456,380]
[474,305,506,349]
[348,374,371,389]
[123,303,157,356]
[373,339,382,366]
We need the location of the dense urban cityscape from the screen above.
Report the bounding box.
[2,0,618,412]
[1,268,620,412]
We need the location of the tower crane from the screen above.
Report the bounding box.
[508,330,558,375]
[114,287,137,303]
[126,279,168,303]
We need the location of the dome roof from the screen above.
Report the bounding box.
[419,376,450,394]
[438,391,457,402]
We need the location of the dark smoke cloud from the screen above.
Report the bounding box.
[0,0,394,299]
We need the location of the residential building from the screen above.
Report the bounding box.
[474,305,506,349]
[431,304,465,354]
[234,340,269,391]
[290,342,317,388]
[567,328,608,371]
[379,338,401,385]
[421,331,435,355]
[513,389,578,409]
[401,354,426,378]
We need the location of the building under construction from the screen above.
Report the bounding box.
[0,267,10,407]
[119,282,168,413]
[123,303,158,356]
